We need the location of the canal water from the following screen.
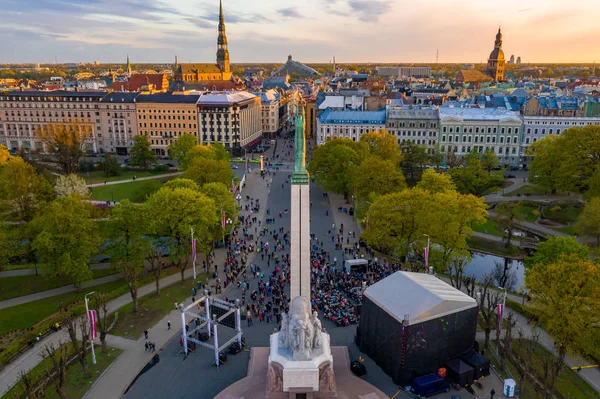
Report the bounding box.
[464,252,525,292]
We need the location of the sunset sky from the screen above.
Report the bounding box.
[0,0,598,64]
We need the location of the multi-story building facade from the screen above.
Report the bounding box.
[197,91,262,153]
[135,92,201,156]
[399,66,432,79]
[386,106,439,152]
[439,107,523,167]
[316,109,386,145]
[520,115,600,167]
[0,90,105,152]
[98,92,139,155]
[523,96,583,117]
[252,90,279,138]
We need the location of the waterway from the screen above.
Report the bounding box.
[465,251,525,292]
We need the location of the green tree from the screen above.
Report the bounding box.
[185,157,233,187]
[308,138,367,198]
[106,200,150,312]
[168,133,198,169]
[400,141,427,182]
[528,126,600,194]
[526,255,600,386]
[351,156,406,202]
[450,153,503,196]
[130,135,157,170]
[575,197,600,246]
[35,120,91,174]
[30,196,101,289]
[102,154,121,177]
[360,129,403,165]
[201,182,238,245]
[416,168,456,193]
[146,186,218,283]
[495,202,525,248]
[164,178,200,191]
[480,147,499,173]
[0,156,55,221]
[0,222,24,271]
[525,236,589,269]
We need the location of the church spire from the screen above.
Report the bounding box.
[126,54,132,75]
[216,0,231,73]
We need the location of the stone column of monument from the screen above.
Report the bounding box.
[290,101,311,301]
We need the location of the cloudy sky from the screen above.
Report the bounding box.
[0,0,598,64]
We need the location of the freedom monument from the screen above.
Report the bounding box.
[216,103,386,399]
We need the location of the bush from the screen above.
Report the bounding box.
[150,164,169,174]
[78,160,95,173]
[550,205,562,213]
[532,209,541,217]
[505,298,534,319]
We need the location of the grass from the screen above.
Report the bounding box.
[78,170,155,184]
[3,345,122,399]
[0,268,119,301]
[110,275,206,339]
[471,218,504,237]
[0,279,127,336]
[467,235,524,257]
[543,204,583,224]
[2,264,37,271]
[554,225,577,235]
[517,202,540,222]
[89,177,172,202]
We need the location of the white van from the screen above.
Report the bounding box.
[344,259,368,273]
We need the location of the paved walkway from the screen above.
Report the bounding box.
[87,172,184,188]
[0,263,112,277]
[83,167,273,399]
[0,273,123,309]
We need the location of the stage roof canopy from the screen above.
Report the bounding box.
[363,271,477,326]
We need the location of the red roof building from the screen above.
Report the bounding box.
[109,73,169,92]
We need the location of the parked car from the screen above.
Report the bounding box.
[411,373,451,397]
[231,165,239,169]
[504,174,516,178]
[124,158,130,164]
[167,163,176,167]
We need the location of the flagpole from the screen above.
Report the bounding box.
[85,291,96,365]
[191,228,196,280]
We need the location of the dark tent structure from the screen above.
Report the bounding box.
[460,350,490,380]
[357,272,478,385]
[445,358,475,386]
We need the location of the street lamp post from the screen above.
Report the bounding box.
[423,234,431,273]
[84,291,97,365]
[191,228,197,280]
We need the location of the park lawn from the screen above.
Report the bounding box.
[517,203,540,222]
[467,236,523,257]
[0,268,119,301]
[554,225,577,235]
[506,184,552,197]
[471,218,503,237]
[0,279,127,336]
[4,345,122,399]
[89,177,172,202]
[110,273,207,339]
[3,263,36,271]
[543,204,583,224]
[78,170,154,184]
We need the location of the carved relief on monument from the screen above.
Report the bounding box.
[278,297,325,361]
[319,363,336,392]
[267,362,284,392]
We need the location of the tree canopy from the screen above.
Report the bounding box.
[528,126,600,194]
[450,150,504,196]
[54,174,90,197]
[130,135,157,169]
[575,197,600,246]
[525,236,589,269]
[30,196,101,288]
[185,157,233,187]
[359,129,403,166]
[168,133,198,169]
[416,168,456,194]
[351,155,406,203]
[35,121,91,174]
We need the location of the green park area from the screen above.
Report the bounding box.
[78,170,155,184]
[486,339,600,399]
[110,276,205,339]
[89,177,172,202]
[3,345,122,399]
[0,268,119,301]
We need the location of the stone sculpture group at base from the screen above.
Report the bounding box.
[279,297,324,361]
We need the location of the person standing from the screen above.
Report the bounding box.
[144,329,149,339]
[167,321,171,330]
[490,388,496,399]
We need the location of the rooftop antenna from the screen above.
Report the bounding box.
[436,49,439,64]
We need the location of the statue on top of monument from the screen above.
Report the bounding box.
[293,98,308,181]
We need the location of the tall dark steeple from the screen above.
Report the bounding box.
[216,0,231,73]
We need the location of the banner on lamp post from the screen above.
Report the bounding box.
[87,310,97,340]
[245,157,248,172]
[424,247,429,269]
[221,211,227,230]
[496,303,504,335]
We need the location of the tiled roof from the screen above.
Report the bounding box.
[110,74,167,92]
[178,63,222,74]
[101,92,141,103]
[318,108,386,125]
[274,55,320,76]
[136,92,201,104]
[196,91,257,105]
[457,69,494,83]
[439,106,522,122]
[1,90,106,98]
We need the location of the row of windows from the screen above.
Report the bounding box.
[0,96,99,102]
[0,102,97,109]
[441,135,519,144]
[138,109,195,114]
[388,121,437,128]
[138,114,196,120]
[139,123,196,129]
[440,145,517,155]
[442,126,519,134]
[393,131,436,137]
[398,138,436,146]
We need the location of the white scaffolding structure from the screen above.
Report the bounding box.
[179,293,242,367]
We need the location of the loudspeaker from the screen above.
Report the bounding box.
[350,360,366,376]
[219,353,228,363]
[230,343,241,354]
[198,332,209,342]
